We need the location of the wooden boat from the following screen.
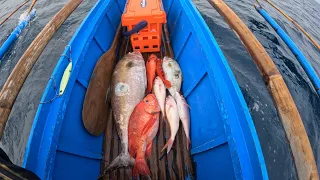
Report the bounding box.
[22,0,268,179]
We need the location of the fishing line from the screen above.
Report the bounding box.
[39,78,60,104]
[40,45,72,104]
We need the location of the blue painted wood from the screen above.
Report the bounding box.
[0,10,36,61]
[256,6,320,95]
[191,135,227,155]
[23,0,268,179]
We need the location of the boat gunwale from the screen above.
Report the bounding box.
[23,0,117,177]
[167,0,268,178]
[23,0,268,179]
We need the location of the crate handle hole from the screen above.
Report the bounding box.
[152,36,157,39]
[144,46,149,49]
[135,46,140,49]
[133,37,138,41]
[143,37,148,40]
[153,45,158,48]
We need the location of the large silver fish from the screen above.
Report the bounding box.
[105,52,147,172]
[162,57,182,96]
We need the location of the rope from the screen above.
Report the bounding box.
[40,78,60,104]
[0,0,31,26]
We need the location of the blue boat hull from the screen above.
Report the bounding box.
[23,0,268,179]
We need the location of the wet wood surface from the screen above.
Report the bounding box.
[100,25,195,179]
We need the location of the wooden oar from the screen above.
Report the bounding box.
[27,0,37,14]
[82,25,122,136]
[208,0,318,179]
[0,0,82,140]
[0,0,31,26]
[263,0,320,50]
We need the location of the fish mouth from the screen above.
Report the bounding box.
[129,51,143,58]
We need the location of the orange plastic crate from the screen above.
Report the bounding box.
[122,0,166,52]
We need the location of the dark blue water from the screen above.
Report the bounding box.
[0,0,320,179]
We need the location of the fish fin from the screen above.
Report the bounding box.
[182,97,191,109]
[161,138,174,154]
[184,101,191,109]
[132,157,150,177]
[144,105,161,114]
[100,153,134,178]
[142,116,158,135]
[163,80,171,88]
[145,142,152,158]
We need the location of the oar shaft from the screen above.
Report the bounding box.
[256,6,320,95]
[207,0,318,179]
[0,0,83,140]
[0,10,36,61]
[0,0,31,26]
[264,0,320,50]
[27,0,37,14]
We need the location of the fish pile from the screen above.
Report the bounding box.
[103,52,191,177]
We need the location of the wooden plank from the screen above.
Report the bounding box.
[181,124,194,179]
[158,117,168,180]
[0,0,82,139]
[174,126,185,180]
[110,124,119,180]
[164,122,176,180]
[124,167,132,180]
[100,26,194,179]
[149,139,159,179]
[208,0,318,179]
[101,108,113,180]
[118,137,124,180]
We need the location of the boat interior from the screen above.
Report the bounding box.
[23,0,266,179]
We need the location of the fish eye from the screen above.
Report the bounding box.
[145,99,149,103]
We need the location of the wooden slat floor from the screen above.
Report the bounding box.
[101,28,195,180]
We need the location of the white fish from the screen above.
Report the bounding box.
[153,76,166,119]
[161,95,180,154]
[175,91,191,150]
[162,57,182,96]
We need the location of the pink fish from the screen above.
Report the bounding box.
[161,95,180,154]
[153,76,166,119]
[175,91,191,150]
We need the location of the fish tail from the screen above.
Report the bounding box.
[99,153,134,178]
[132,157,150,177]
[161,111,166,121]
[161,138,174,154]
